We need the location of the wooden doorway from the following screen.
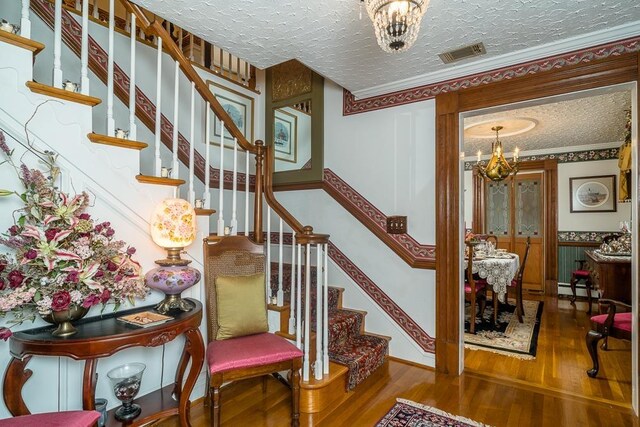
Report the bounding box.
[472,160,558,295]
[434,51,639,415]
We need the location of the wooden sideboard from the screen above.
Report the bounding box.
[2,299,204,426]
[585,249,632,306]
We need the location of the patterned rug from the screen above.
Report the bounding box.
[464,299,543,360]
[376,399,490,426]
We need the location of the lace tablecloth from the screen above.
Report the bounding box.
[470,254,520,303]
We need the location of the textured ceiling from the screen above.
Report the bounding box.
[133,0,640,95]
[463,90,632,155]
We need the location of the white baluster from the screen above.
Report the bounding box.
[53,0,63,87]
[216,122,225,236]
[189,33,194,61]
[178,28,183,52]
[128,14,137,140]
[79,0,89,95]
[323,242,329,374]
[92,0,99,19]
[231,139,238,235]
[315,244,323,380]
[296,243,302,349]
[154,37,163,176]
[20,0,31,39]
[200,38,205,66]
[303,244,311,382]
[75,0,81,9]
[244,150,249,233]
[288,234,296,334]
[245,62,250,85]
[106,0,115,135]
[188,82,196,204]
[204,102,211,208]
[277,218,284,306]
[171,60,179,177]
[266,207,271,301]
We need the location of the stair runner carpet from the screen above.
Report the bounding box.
[270,263,388,390]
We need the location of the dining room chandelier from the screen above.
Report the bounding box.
[361,0,429,53]
[476,126,520,182]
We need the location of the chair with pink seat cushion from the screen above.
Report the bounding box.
[464,242,487,334]
[0,410,100,427]
[506,236,530,324]
[203,236,303,427]
[570,259,593,314]
[586,299,632,378]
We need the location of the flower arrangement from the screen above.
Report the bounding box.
[0,130,148,337]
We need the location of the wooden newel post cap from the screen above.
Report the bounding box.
[303,226,314,235]
[255,140,264,147]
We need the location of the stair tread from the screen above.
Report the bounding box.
[135,174,185,186]
[0,31,45,55]
[329,334,389,390]
[194,208,216,216]
[26,81,101,106]
[267,303,290,312]
[299,361,348,389]
[87,132,148,150]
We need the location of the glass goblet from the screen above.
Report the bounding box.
[107,363,146,421]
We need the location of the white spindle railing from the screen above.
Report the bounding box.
[231,139,238,234]
[189,33,194,61]
[266,207,271,301]
[92,0,99,19]
[323,242,329,374]
[188,82,196,203]
[315,244,324,380]
[153,37,162,176]
[296,243,302,349]
[20,0,31,39]
[128,13,136,139]
[303,243,311,381]
[106,0,115,135]
[53,0,62,87]
[171,60,179,177]
[288,234,296,334]
[217,122,225,235]
[204,102,211,209]
[277,218,284,306]
[80,0,89,95]
[244,151,249,233]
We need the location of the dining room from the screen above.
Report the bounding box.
[460,83,635,408]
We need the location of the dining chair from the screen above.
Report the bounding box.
[585,299,631,378]
[203,235,303,427]
[508,236,530,323]
[0,411,100,427]
[569,258,593,314]
[465,242,487,334]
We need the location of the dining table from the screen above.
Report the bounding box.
[468,252,520,303]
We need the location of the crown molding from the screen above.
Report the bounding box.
[351,21,640,100]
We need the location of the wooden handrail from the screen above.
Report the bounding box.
[119,0,151,30]
[118,0,255,154]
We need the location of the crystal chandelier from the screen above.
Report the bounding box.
[362,0,429,53]
[476,126,520,182]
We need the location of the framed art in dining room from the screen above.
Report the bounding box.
[207,80,254,148]
[273,108,297,163]
[569,174,617,213]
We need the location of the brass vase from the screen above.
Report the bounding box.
[42,305,89,337]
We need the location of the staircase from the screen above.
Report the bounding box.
[0,0,390,416]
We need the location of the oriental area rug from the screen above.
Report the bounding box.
[464,300,543,360]
[376,399,490,426]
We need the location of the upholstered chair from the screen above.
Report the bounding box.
[203,235,303,427]
[0,411,100,427]
[508,236,531,323]
[586,299,632,378]
[465,242,487,334]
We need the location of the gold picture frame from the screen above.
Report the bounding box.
[207,80,255,148]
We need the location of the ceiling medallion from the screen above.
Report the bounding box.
[476,126,519,182]
[361,0,429,53]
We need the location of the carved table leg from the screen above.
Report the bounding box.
[586,278,593,315]
[82,358,98,410]
[2,355,33,416]
[586,329,604,378]
[177,327,205,427]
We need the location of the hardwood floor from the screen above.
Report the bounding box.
[156,297,635,426]
[465,296,633,404]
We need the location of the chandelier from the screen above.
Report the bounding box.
[476,126,520,182]
[361,0,429,52]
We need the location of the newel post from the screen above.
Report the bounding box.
[254,141,264,243]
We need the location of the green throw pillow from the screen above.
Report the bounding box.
[215,273,268,340]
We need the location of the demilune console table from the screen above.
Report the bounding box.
[2,298,204,426]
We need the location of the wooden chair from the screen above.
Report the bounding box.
[569,258,593,314]
[465,242,487,334]
[585,299,632,378]
[203,236,303,427]
[508,236,530,323]
[0,411,100,427]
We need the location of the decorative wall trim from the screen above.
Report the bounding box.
[266,232,435,353]
[343,36,640,115]
[558,231,618,244]
[32,0,255,191]
[463,146,621,170]
[322,169,436,269]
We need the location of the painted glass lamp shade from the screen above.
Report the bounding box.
[145,199,200,313]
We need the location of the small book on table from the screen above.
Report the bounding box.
[118,311,173,328]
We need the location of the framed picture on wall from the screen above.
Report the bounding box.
[570,175,617,213]
[273,108,297,163]
[207,81,254,148]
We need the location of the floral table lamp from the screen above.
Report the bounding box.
[145,199,200,314]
